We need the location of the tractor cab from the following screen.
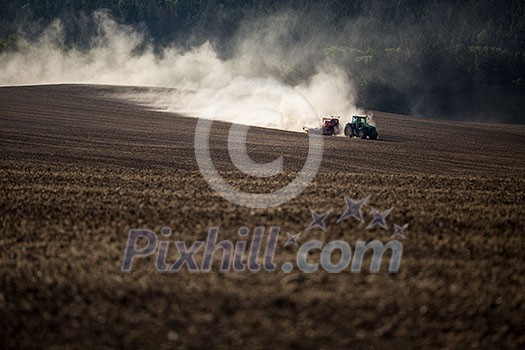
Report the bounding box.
[352,116,368,128]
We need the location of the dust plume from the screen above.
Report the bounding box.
[0,11,361,131]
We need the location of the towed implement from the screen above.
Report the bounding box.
[302,116,341,136]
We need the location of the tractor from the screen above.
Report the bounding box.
[344,115,379,140]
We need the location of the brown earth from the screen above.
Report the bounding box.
[1,84,524,349]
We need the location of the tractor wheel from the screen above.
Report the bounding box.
[369,131,378,140]
[358,129,367,139]
[344,125,352,137]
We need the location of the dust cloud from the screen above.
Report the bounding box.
[0,11,362,131]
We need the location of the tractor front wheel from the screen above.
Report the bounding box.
[358,129,367,139]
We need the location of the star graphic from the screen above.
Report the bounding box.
[392,223,409,238]
[306,209,331,231]
[367,207,393,230]
[337,195,370,223]
[284,232,301,247]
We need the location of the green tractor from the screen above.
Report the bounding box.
[344,115,379,140]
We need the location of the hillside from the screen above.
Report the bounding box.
[1,84,524,348]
